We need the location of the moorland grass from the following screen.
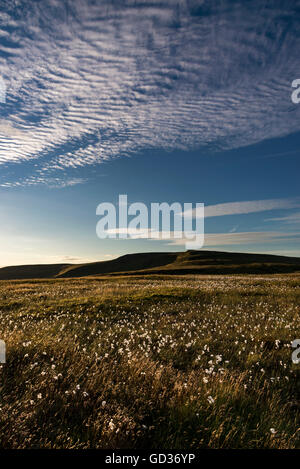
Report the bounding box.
[0,274,299,448]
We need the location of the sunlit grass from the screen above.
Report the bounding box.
[0,275,299,448]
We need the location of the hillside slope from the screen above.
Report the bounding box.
[1,250,300,280]
[0,263,70,280]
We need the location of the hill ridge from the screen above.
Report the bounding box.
[1,250,300,280]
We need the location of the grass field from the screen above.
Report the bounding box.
[0,274,299,449]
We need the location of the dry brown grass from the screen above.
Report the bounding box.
[0,275,299,448]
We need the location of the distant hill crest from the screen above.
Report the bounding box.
[1,250,300,280]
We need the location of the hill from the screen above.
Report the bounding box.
[0,263,69,280]
[1,250,300,280]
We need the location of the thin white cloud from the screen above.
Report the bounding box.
[203,231,300,247]
[101,227,300,248]
[266,212,300,223]
[0,176,87,188]
[167,231,300,247]
[183,198,300,218]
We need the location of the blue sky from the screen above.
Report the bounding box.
[0,0,300,265]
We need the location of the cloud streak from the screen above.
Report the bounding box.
[167,230,300,248]
[184,198,300,218]
[266,212,300,224]
[100,226,300,248]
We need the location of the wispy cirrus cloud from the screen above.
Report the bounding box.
[103,227,300,254]
[184,198,300,218]
[167,230,300,248]
[202,231,300,247]
[0,0,300,186]
[266,212,300,224]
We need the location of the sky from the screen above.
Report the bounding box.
[0,0,300,266]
